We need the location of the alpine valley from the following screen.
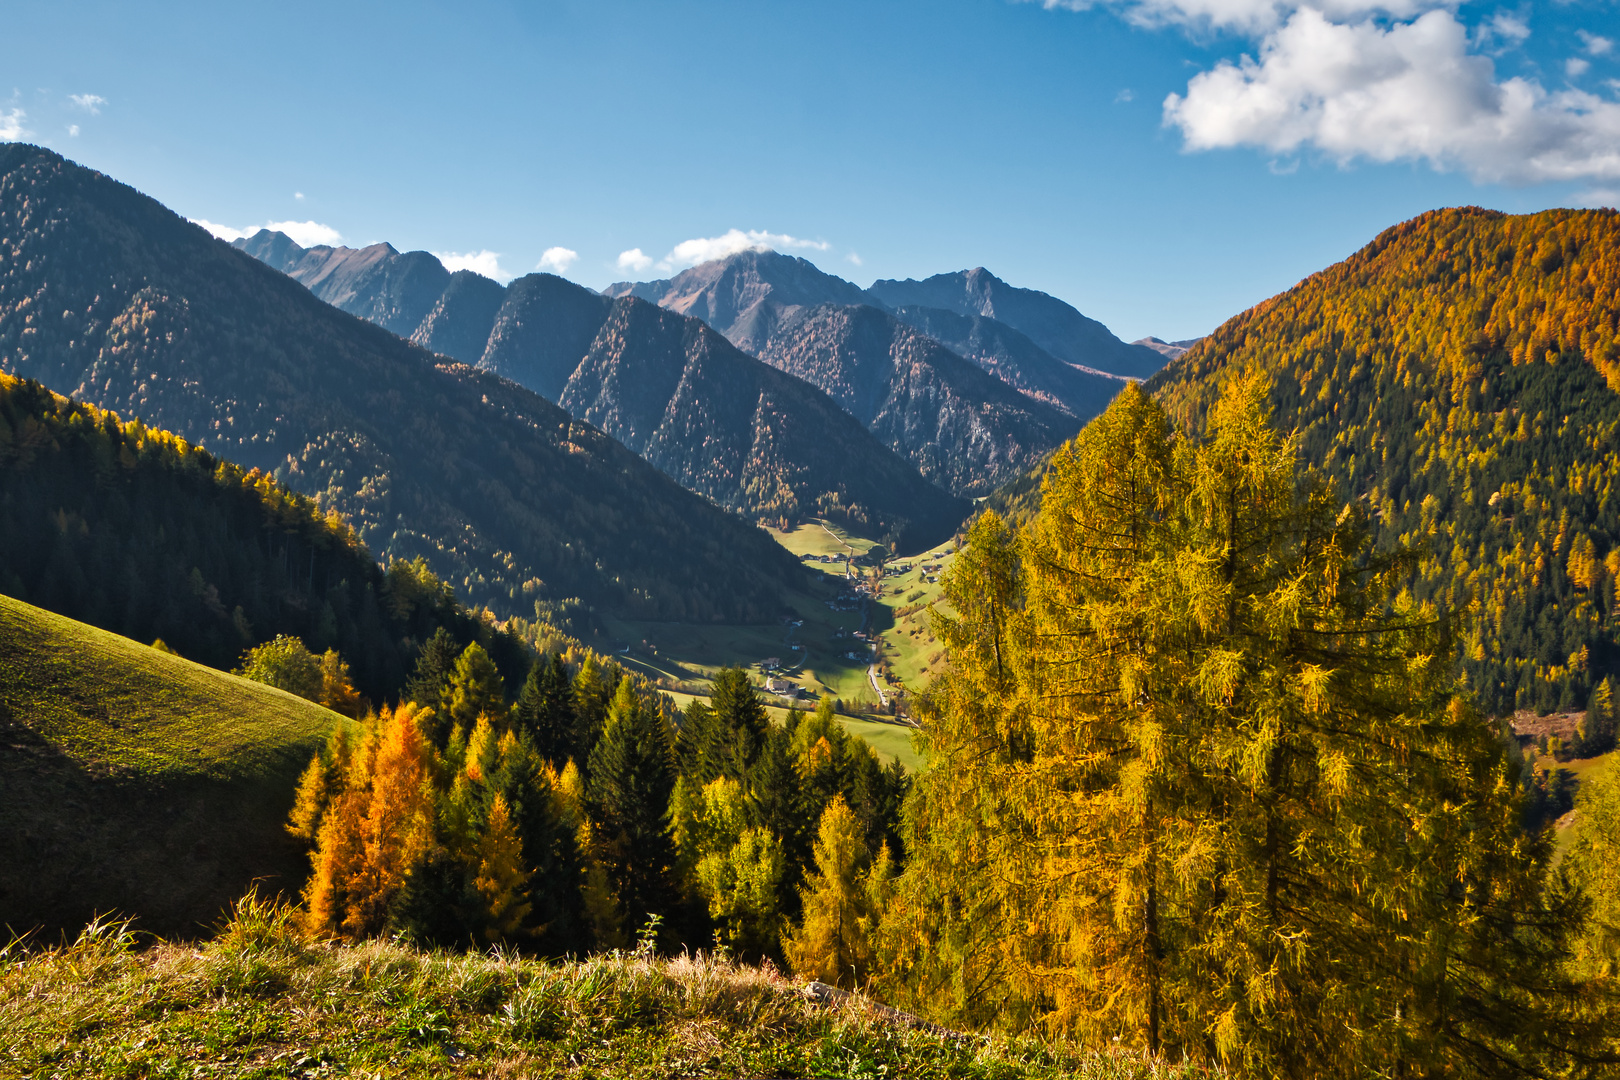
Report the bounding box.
[8,142,1620,1080]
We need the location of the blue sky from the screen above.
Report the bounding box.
[5,0,1617,341]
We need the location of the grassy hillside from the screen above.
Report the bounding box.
[0,594,344,937]
[0,144,803,626]
[1148,207,1620,715]
[0,904,1209,1079]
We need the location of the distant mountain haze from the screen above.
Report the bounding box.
[481,272,614,400]
[0,144,805,625]
[237,234,1131,496]
[867,267,1167,381]
[410,269,506,363]
[1134,336,1202,361]
[606,251,1092,492]
[603,249,871,327]
[234,230,450,339]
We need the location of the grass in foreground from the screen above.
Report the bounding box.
[0,896,1209,1080]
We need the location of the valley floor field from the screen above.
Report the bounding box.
[599,517,960,766]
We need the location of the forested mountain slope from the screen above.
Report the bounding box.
[559,298,969,548]
[0,145,803,625]
[0,593,341,936]
[1150,206,1620,714]
[867,267,1166,380]
[0,373,536,698]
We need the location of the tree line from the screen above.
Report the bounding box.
[270,627,908,967]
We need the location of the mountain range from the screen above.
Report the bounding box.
[238,234,1162,497]
[238,234,967,543]
[0,145,805,628]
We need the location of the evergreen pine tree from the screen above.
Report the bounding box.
[447,641,505,730]
[405,627,459,742]
[707,667,770,779]
[513,652,577,767]
[587,676,677,941]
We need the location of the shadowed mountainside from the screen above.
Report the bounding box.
[558,297,970,548]
[0,144,804,626]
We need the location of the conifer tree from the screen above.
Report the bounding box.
[488,729,587,953]
[572,654,612,768]
[473,793,532,943]
[319,648,365,718]
[1566,765,1620,977]
[587,676,677,941]
[343,703,435,938]
[405,627,458,705]
[707,667,770,780]
[884,379,1610,1074]
[447,642,505,730]
[513,652,577,767]
[674,697,717,779]
[405,627,459,743]
[786,796,881,988]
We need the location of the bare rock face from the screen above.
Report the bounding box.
[869,267,1168,380]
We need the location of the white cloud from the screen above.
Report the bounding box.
[266,219,343,247]
[1578,30,1613,56]
[192,220,251,242]
[294,191,305,201]
[537,246,579,273]
[1034,0,1438,35]
[617,248,654,273]
[1579,187,1619,207]
[0,107,29,141]
[190,218,343,246]
[1568,57,1592,78]
[663,228,831,271]
[1477,12,1530,52]
[846,252,864,266]
[1163,7,1620,184]
[433,249,513,282]
[68,93,105,114]
[67,124,79,138]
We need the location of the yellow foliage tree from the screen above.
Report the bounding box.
[473,793,533,942]
[319,648,364,718]
[785,796,881,988]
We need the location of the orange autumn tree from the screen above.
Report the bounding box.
[305,703,434,939]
